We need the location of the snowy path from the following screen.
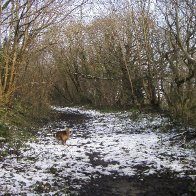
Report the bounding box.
[0,107,195,195]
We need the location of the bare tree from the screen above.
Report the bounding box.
[0,0,88,106]
[156,0,196,120]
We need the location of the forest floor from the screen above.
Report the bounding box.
[0,107,196,195]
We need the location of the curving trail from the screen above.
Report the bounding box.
[0,107,195,195]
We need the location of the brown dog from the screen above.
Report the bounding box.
[54,128,71,144]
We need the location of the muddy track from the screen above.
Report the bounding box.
[0,107,195,195]
[78,174,194,196]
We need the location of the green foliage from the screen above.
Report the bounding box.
[0,99,54,149]
[5,100,54,127]
[0,124,10,138]
[129,108,141,121]
[0,107,10,139]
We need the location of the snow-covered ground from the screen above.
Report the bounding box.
[0,107,195,195]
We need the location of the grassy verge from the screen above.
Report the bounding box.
[0,102,56,158]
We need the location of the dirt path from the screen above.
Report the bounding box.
[0,107,195,195]
[78,174,194,196]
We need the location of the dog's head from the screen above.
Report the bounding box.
[65,127,72,135]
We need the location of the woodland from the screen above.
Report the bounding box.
[0,0,196,131]
[0,0,196,195]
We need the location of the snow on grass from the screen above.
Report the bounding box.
[0,107,195,194]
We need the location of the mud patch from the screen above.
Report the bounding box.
[79,174,195,196]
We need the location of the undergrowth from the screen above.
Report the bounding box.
[0,102,55,157]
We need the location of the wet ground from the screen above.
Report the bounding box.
[0,107,196,195]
